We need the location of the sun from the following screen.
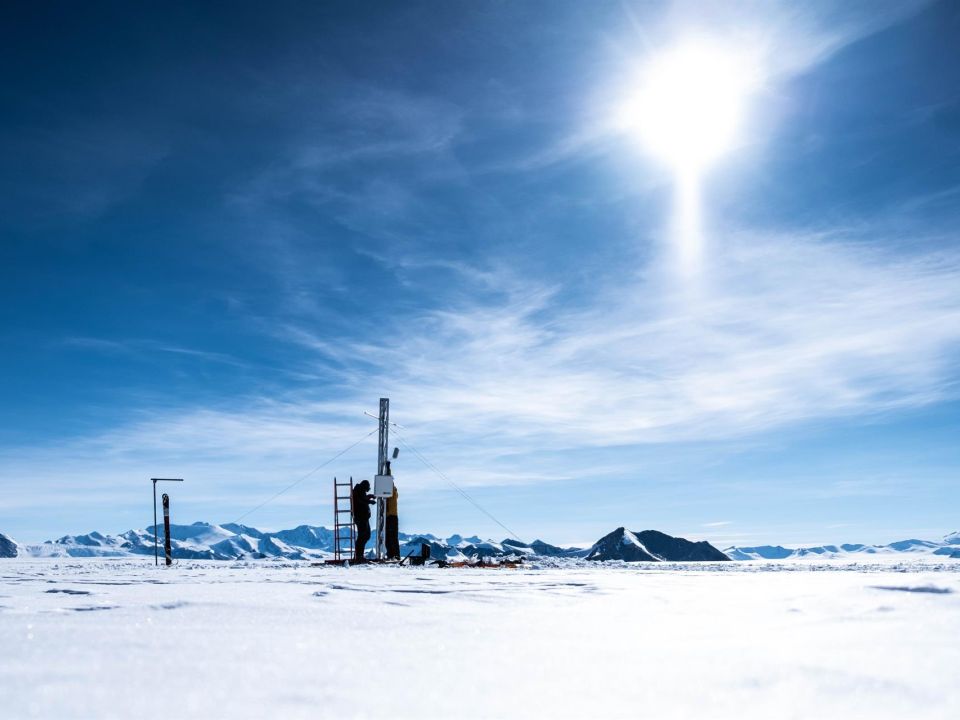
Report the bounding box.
[620,39,757,173]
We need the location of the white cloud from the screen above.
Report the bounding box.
[289,229,960,454]
[13,223,955,516]
[11,222,948,510]
[660,0,933,79]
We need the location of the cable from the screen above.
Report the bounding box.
[230,428,378,525]
[393,431,524,543]
[363,410,404,429]
[229,419,522,545]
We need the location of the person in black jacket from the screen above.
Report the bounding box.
[351,480,375,563]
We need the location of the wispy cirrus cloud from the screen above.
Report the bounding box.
[63,337,250,369]
[24,219,954,503]
[659,0,933,78]
[24,213,960,431]
[281,227,960,451]
[231,84,464,210]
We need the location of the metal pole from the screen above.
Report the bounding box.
[150,478,183,567]
[153,480,158,566]
[162,493,172,566]
[378,398,390,476]
[376,398,389,560]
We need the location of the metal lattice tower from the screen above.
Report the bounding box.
[375,397,389,559]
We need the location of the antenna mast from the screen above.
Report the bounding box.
[375,397,389,560]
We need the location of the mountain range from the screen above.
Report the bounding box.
[723,532,960,560]
[2,525,957,562]
[0,523,723,562]
[0,524,586,562]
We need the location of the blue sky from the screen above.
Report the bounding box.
[2,1,959,546]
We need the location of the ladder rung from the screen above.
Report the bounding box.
[332,478,355,556]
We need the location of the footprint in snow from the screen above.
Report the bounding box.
[72,605,119,612]
[871,585,953,594]
[151,601,191,610]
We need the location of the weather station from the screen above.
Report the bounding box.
[328,398,403,565]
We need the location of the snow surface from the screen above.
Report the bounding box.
[2,558,959,719]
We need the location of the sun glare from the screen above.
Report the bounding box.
[613,38,760,278]
[621,40,757,173]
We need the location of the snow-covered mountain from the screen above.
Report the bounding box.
[586,527,730,562]
[1,522,588,562]
[724,532,960,561]
[24,523,342,561]
[0,532,18,558]
[5,524,958,562]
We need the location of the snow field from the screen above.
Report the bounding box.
[1,559,958,719]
